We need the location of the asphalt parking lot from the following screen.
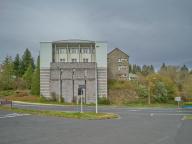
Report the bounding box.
[0,103,192,144]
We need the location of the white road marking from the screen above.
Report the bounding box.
[128,110,141,112]
[0,113,30,119]
[150,113,154,117]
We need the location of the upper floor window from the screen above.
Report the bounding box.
[60,58,65,62]
[83,58,88,62]
[118,58,128,62]
[83,48,88,54]
[118,66,127,71]
[59,48,66,54]
[71,58,77,62]
[70,48,79,54]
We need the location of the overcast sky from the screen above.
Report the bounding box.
[0,0,192,69]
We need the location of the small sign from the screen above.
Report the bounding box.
[175,97,181,102]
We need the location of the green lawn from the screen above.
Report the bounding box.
[0,106,118,120]
[122,102,177,108]
[183,115,192,120]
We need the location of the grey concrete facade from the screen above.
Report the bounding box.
[49,62,96,103]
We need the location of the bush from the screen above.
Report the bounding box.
[108,80,134,90]
[98,97,110,105]
[153,82,169,103]
[137,85,148,98]
[0,90,15,97]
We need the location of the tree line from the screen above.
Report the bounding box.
[132,63,192,103]
[109,63,192,104]
[0,48,40,95]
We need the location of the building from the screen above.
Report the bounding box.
[107,48,129,80]
[128,73,138,80]
[40,39,107,103]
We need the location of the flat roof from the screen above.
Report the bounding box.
[41,39,107,43]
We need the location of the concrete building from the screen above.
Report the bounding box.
[107,48,129,80]
[40,39,107,103]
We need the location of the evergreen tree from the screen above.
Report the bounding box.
[160,63,167,72]
[0,56,14,90]
[13,54,21,77]
[150,65,155,73]
[142,65,148,76]
[31,56,40,95]
[23,64,33,89]
[129,64,132,73]
[180,65,189,72]
[21,48,34,75]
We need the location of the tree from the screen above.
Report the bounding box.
[154,81,168,103]
[180,65,189,72]
[13,54,21,77]
[23,64,33,89]
[31,56,40,95]
[160,63,167,72]
[21,48,34,75]
[142,65,154,76]
[0,56,14,90]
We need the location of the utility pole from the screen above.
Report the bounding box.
[95,63,98,113]
[59,68,63,103]
[80,89,83,113]
[72,69,76,103]
[148,86,151,105]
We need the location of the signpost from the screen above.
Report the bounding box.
[175,97,181,109]
[78,85,85,113]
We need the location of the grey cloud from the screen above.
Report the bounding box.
[0,0,192,68]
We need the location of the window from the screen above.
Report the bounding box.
[118,66,127,71]
[72,58,77,62]
[71,48,78,54]
[83,58,88,62]
[118,58,127,62]
[59,48,66,54]
[56,48,60,54]
[60,59,65,62]
[82,48,88,54]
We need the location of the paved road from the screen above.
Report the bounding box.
[0,102,192,144]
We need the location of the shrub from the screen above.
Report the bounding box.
[0,90,15,97]
[137,85,148,98]
[98,97,110,105]
[153,81,169,103]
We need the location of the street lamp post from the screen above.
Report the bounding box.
[84,69,87,104]
[95,64,98,113]
[72,69,76,103]
[59,68,63,103]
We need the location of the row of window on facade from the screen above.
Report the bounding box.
[118,58,128,63]
[56,48,95,54]
[60,58,89,62]
[118,66,128,71]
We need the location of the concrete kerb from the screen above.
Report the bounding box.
[12,101,179,110]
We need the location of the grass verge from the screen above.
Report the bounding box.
[183,115,192,120]
[0,106,118,120]
[123,103,177,108]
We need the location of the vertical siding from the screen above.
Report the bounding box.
[97,67,107,98]
[40,68,50,97]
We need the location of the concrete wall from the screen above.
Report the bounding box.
[40,42,52,97]
[50,62,96,103]
[95,42,108,97]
